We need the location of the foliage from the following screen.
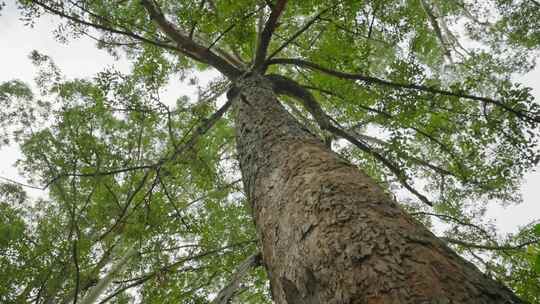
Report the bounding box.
[1,0,539,302]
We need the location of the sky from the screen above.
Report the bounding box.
[0,0,539,236]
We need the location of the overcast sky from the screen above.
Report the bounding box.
[0,0,538,236]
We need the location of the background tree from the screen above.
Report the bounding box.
[1,0,540,303]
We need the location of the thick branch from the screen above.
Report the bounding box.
[267,58,539,123]
[140,0,241,78]
[210,252,261,304]
[303,84,468,175]
[80,244,138,304]
[72,240,81,304]
[326,124,434,206]
[253,0,288,70]
[420,0,452,61]
[267,74,433,206]
[267,74,331,128]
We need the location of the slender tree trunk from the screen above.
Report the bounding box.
[233,74,523,304]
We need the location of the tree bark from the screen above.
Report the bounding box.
[233,74,524,304]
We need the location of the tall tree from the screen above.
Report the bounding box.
[2,0,540,303]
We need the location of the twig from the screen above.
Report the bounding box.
[31,0,178,52]
[410,211,492,239]
[442,237,540,251]
[0,175,45,191]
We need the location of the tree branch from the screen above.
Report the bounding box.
[188,0,208,38]
[163,95,234,164]
[327,124,434,206]
[267,58,539,123]
[420,0,452,62]
[0,175,45,191]
[410,211,492,239]
[207,7,261,51]
[267,74,433,206]
[442,237,540,251]
[318,17,391,46]
[31,0,178,52]
[98,240,255,303]
[266,7,329,61]
[303,84,467,169]
[210,252,261,304]
[96,170,153,241]
[253,0,288,70]
[140,0,242,78]
[353,133,457,177]
[80,243,138,304]
[72,239,81,304]
[45,93,233,191]
[43,164,155,190]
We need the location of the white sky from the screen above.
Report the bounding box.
[0,0,538,236]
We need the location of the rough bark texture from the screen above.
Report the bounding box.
[233,74,524,304]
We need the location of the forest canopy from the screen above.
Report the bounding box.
[1,0,540,303]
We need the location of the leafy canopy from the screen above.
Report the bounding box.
[1,0,540,303]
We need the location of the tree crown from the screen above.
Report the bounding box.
[1,0,540,302]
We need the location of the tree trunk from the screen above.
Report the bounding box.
[233,74,523,304]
